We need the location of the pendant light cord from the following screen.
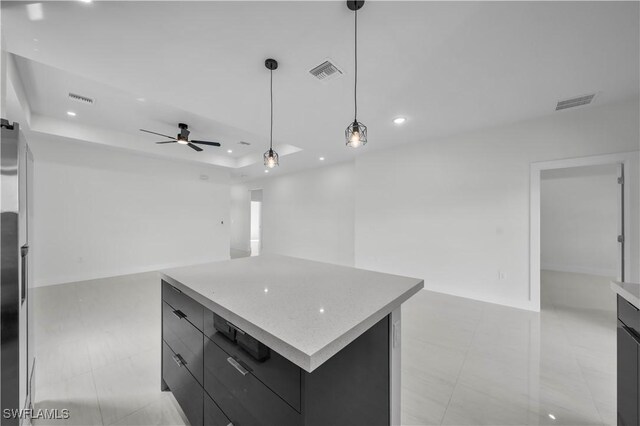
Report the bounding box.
[270,69,274,150]
[354,8,358,122]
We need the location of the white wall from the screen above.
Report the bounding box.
[355,99,639,311]
[29,135,231,287]
[229,100,638,311]
[230,184,251,255]
[541,164,619,277]
[231,162,356,266]
[250,202,261,241]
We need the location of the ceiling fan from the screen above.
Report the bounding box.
[139,123,221,152]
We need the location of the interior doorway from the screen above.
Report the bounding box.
[250,189,263,256]
[530,151,638,312]
[540,163,621,312]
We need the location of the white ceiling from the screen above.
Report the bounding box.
[2,1,639,181]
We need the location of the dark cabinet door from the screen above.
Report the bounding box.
[204,393,232,426]
[206,315,301,412]
[163,301,204,384]
[203,338,301,426]
[618,321,639,426]
[162,280,204,331]
[163,342,203,426]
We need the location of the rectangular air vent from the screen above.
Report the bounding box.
[309,60,343,81]
[555,94,596,111]
[68,92,95,105]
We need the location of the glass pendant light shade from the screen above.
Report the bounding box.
[263,148,279,168]
[345,120,367,148]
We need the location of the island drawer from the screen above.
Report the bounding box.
[619,295,640,337]
[162,342,203,426]
[162,280,204,331]
[205,312,301,411]
[204,393,232,426]
[163,301,203,385]
[203,337,302,426]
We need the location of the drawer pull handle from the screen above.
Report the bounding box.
[173,310,187,319]
[169,284,182,293]
[226,321,245,335]
[172,354,186,367]
[226,357,249,376]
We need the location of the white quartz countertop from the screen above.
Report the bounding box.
[160,255,423,372]
[611,281,640,309]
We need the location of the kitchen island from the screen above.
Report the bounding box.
[159,255,423,426]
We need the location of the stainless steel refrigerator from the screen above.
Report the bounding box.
[1,119,35,425]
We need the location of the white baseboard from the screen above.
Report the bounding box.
[420,286,539,312]
[33,256,230,287]
[541,262,617,278]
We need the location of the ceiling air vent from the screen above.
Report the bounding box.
[555,93,596,111]
[68,92,95,105]
[309,59,343,81]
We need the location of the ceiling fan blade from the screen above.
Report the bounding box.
[187,143,203,152]
[140,129,176,139]
[191,140,221,147]
[155,140,177,144]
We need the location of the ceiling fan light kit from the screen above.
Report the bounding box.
[263,58,280,168]
[139,123,222,152]
[142,3,369,166]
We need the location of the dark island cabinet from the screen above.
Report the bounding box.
[161,280,391,426]
[163,341,204,426]
[617,295,640,426]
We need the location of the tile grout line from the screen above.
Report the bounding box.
[438,310,483,425]
[84,283,107,426]
[88,368,106,426]
[571,336,612,425]
[104,393,164,426]
[547,300,609,426]
[80,284,106,426]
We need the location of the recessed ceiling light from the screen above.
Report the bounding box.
[319,157,325,161]
[264,170,269,173]
[136,97,145,102]
[227,149,233,154]
[548,414,556,420]
[26,3,44,21]
[319,308,325,313]
[66,111,76,116]
[393,117,406,125]
[79,0,92,3]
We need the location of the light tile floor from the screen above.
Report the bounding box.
[32,270,616,425]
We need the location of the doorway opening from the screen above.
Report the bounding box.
[250,189,263,256]
[533,156,636,426]
[540,163,621,312]
[530,151,638,312]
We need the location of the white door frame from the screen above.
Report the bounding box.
[530,151,639,311]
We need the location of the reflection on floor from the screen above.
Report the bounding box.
[33,270,615,425]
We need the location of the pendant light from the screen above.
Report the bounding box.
[264,58,279,168]
[345,0,367,148]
